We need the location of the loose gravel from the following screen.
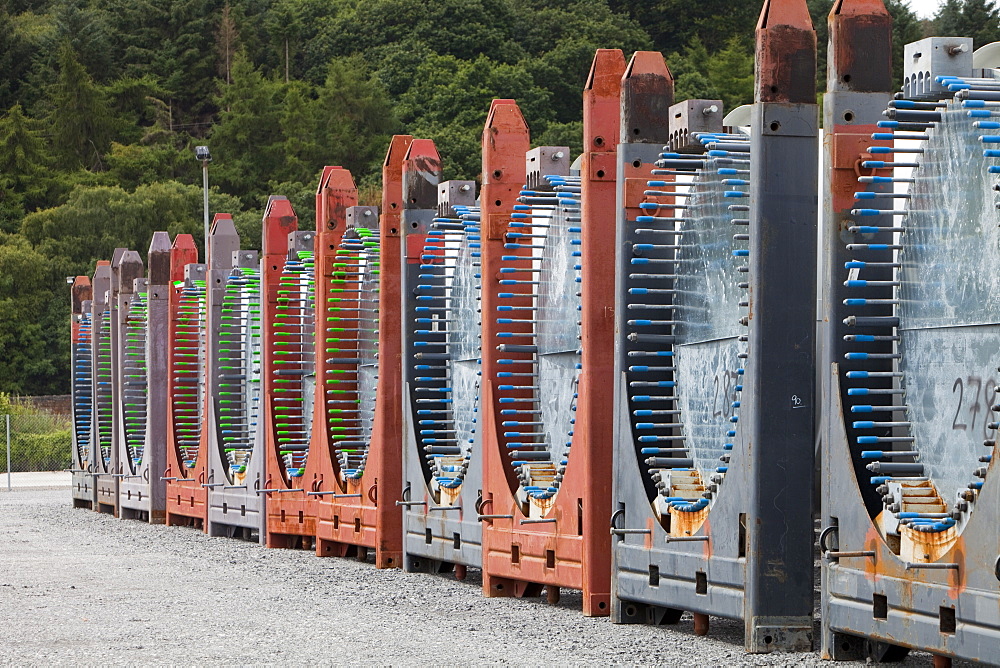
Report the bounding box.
[0,489,970,665]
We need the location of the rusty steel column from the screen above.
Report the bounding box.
[744,0,818,652]
[479,99,533,600]
[164,234,207,529]
[310,165,361,555]
[365,135,410,568]
[576,48,627,615]
[260,196,312,548]
[314,142,409,568]
[609,51,678,628]
[71,274,96,509]
[820,0,894,660]
[144,233,171,523]
[479,49,625,616]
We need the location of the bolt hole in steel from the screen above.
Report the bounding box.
[633,159,642,168]
[842,81,1000,556]
[843,73,852,83]
[623,132,750,534]
[411,199,481,502]
[769,121,780,132]
[844,111,855,122]
[596,169,606,178]
[633,127,641,136]
[594,136,605,147]
[494,168,582,514]
[493,170,503,179]
[764,635,773,645]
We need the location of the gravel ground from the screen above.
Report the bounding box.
[0,489,970,666]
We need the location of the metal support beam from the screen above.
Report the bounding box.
[744,0,818,652]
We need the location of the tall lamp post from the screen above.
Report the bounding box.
[195,145,212,261]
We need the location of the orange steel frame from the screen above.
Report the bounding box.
[260,195,315,547]
[479,51,623,618]
[164,234,207,528]
[314,137,414,568]
[263,171,360,549]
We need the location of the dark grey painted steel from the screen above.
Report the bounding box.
[820,43,1000,663]
[743,102,818,652]
[611,141,747,626]
[401,179,484,573]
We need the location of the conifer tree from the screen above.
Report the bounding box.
[48,43,116,170]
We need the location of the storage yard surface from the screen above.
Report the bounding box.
[0,489,964,666]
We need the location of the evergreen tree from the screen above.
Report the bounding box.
[0,233,62,395]
[44,0,115,82]
[47,43,116,170]
[706,36,755,110]
[668,38,722,107]
[314,56,399,180]
[208,54,285,207]
[0,8,32,110]
[0,103,52,224]
[934,0,1000,48]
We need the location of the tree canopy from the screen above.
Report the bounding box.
[0,0,977,394]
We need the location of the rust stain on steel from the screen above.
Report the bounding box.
[756,0,817,104]
[829,0,892,93]
[147,231,172,287]
[71,275,92,312]
[620,51,673,142]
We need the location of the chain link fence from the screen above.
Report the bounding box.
[0,410,72,491]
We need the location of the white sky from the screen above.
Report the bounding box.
[905,0,947,20]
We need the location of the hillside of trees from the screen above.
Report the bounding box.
[0,0,997,395]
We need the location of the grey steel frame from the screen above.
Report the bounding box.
[119,232,170,522]
[207,242,267,543]
[401,179,484,575]
[71,291,96,509]
[611,92,819,651]
[820,34,1000,664]
[95,249,128,515]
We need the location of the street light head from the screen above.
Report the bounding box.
[195,145,212,162]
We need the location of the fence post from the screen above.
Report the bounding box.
[6,414,10,491]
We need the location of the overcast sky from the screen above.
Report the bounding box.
[906,0,946,19]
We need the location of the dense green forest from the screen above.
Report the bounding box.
[0,0,997,396]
